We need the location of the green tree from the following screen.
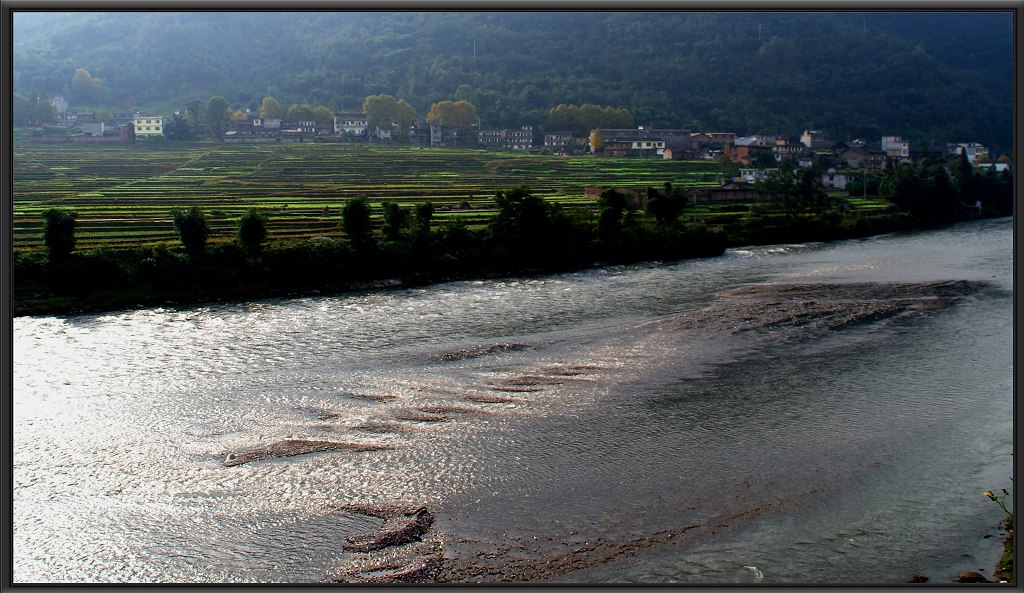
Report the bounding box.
[381,201,409,241]
[491,187,553,240]
[757,162,827,211]
[285,103,319,122]
[341,197,375,250]
[597,188,638,242]
[879,162,958,224]
[164,113,192,140]
[237,209,268,254]
[490,187,557,266]
[34,91,56,124]
[413,202,434,246]
[313,106,334,125]
[547,104,579,133]
[717,154,741,179]
[792,167,828,210]
[185,99,205,125]
[21,88,56,125]
[603,106,634,128]
[948,147,973,194]
[578,104,605,132]
[259,96,282,119]
[394,99,417,139]
[750,150,778,169]
[70,68,104,104]
[426,100,478,144]
[42,209,76,262]
[95,108,112,124]
[205,96,230,138]
[172,206,210,257]
[426,101,452,125]
[13,92,31,125]
[363,94,398,133]
[454,84,480,107]
[646,182,688,226]
[449,100,478,131]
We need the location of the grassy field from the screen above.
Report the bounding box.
[12,138,890,251]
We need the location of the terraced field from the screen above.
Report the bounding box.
[12,141,722,250]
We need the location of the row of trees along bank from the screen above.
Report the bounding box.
[12,158,1013,316]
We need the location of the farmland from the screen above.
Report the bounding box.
[12,140,733,251]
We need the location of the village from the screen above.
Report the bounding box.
[28,97,1011,194]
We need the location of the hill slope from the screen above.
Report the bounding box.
[11,11,1014,153]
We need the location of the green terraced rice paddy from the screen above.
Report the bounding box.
[15,141,882,251]
[13,141,722,249]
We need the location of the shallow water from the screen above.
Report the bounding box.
[13,217,1013,583]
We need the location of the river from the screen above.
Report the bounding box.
[12,217,1014,584]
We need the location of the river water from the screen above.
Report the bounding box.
[12,217,1014,584]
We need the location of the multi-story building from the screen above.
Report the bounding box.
[726,136,776,164]
[334,113,369,136]
[772,138,807,162]
[430,124,459,147]
[594,127,691,157]
[507,126,533,150]
[479,126,535,150]
[947,142,989,164]
[543,132,573,149]
[881,136,910,159]
[800,129,828,148]
[132,115,164,137]
[478,128,507,148]
[409,117,431,145]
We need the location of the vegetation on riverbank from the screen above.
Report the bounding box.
[996,514,1013,583]
[985,488,1014,583]
[11,143,1012,317]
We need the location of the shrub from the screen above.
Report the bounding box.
[42,208,76,262]
[171,206,210,257]
[237,209,268,255]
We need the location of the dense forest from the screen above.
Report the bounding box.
[12,11,1014,154]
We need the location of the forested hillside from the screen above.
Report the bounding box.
[11,11,1014,154]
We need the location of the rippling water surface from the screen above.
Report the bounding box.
[13,218,1013,583]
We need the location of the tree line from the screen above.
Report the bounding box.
[21,185,724,313]
[17,152,1011,315]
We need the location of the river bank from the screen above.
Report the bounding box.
[12,203,926,318]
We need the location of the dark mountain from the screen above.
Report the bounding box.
[11,11,1014,154]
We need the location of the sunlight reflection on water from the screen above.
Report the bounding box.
[13,218,1013,583]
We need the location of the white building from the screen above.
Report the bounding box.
[949,142,989,164]
[132,115,164,137]
[334,113,369,136]
[822,168,848,190]
[881,136,910,159]
[737,168,774,183]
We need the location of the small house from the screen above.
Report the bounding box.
[821,168,848,190]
